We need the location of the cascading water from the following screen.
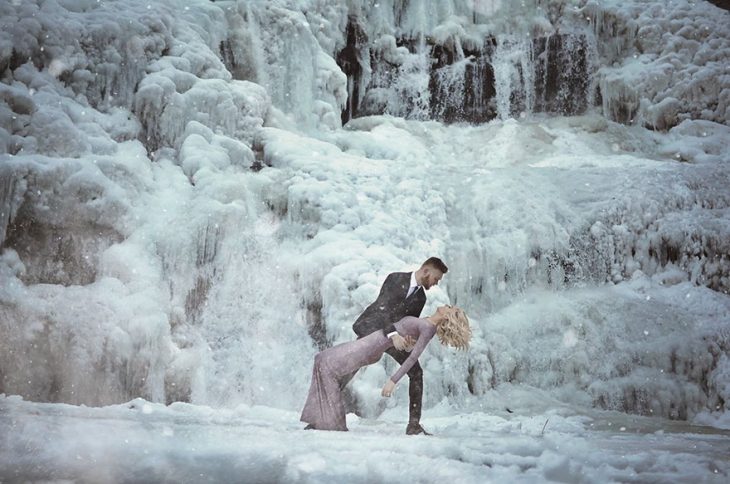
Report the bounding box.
[335,17,594,124]
[492,36,535,120]
[533,32,594,115]
[386,38,433,119]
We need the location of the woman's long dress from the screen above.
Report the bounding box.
[300,316,437,431]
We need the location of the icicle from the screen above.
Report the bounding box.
[493,36,533,120]
[0,167,23,248]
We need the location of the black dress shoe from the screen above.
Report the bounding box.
[406,422,432,436]
[304,424,316,430]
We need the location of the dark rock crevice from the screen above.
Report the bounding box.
[2,196,123,286]
[335,21,594,124]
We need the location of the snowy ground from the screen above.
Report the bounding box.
[2,389,729,483]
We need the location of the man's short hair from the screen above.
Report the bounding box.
[422,257,448,274]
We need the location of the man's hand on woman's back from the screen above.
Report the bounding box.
[391,334,416,352]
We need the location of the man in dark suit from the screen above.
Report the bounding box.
[352,257,448,435]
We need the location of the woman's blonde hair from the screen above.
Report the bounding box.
[437,306,471,350]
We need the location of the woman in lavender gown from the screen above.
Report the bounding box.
[300,305,471,431]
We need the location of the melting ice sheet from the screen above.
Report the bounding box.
[1,392,728,483]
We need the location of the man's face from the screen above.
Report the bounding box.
[422,268,444,289]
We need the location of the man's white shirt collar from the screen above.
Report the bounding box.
[407,272,421,297]
[410,272,419,289]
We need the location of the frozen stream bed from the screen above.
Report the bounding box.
[2,389,728,483]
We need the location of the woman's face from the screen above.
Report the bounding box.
[437,305,453,317]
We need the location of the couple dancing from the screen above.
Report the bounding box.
[300,257,471,435]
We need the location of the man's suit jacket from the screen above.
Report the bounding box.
[352,272,427,337]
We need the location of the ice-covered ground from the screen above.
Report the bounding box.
[2,389,729,483]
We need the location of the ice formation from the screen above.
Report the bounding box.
[0,0,729,441]
[2,394,729,482]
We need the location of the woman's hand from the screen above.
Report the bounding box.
[381,379,396,397]
[391,334,416,352]
[402,336,416,352]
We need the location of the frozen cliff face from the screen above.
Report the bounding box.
[585,0,730,128]
[0,0,288,407]
[333,0,730,128]
[336,7,596,123]
[218,0,348,130]
[0,0,729,428]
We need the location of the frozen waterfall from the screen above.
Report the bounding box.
[0,0,729,440]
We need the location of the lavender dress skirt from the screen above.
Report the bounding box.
[300,330,392,431]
